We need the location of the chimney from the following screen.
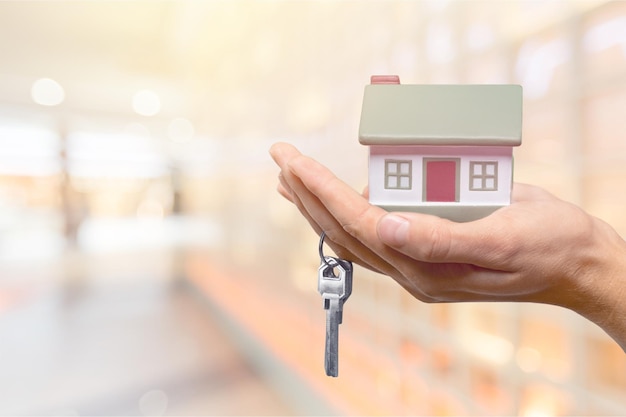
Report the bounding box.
[370,75,400,84]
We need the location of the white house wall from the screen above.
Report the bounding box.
[368,145,513,207]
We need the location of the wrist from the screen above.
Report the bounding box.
[570,220,626,351]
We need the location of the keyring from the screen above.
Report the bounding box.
[318,232,338,269]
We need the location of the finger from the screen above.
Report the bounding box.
[274,144,429,287]
[270,142,303,170]
[286,154,389,251]
[278,173,293,195]
[274,144,344,238]
[277,172,296,202]
[277,183,294,203]
[321,232,387,275]
[512,183,555,203]
[376,211,516,269]
[272,143,298,203]
[292,187,389,275]
[285,159,398,276]
[274,145,389,275]
[285,153,432,290]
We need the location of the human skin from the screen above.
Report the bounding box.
[270,142,626,351]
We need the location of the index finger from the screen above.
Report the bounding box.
[286,153,394,250]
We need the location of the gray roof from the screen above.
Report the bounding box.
[358,84,522,146]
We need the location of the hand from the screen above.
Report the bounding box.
[270,142,626,350]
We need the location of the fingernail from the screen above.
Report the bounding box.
[378,214,409,246]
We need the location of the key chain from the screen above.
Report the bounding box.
[318,231,338,270]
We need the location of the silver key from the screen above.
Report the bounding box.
[318,256,353,377]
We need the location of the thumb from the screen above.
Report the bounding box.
[376,214,410,247]
[376,212,500,266]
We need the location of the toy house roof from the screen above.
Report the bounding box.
[358,84,522,146]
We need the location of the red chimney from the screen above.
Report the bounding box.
[370,75,400,84]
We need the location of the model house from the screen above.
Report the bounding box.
[358,76,522,222]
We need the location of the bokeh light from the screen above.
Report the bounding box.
[132,89,161,116]
[31,78,65,106]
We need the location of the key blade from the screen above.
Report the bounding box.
[325,302,340,377]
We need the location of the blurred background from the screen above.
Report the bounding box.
[1,0,626,415]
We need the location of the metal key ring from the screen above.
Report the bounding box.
[318,232,338,269]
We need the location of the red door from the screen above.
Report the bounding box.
[425,160,457,202]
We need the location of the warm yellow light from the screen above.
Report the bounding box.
[132,90,161,116]
[31,78,65,106]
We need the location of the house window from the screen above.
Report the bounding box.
[385,159,412,190]
[470,161,498,191]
